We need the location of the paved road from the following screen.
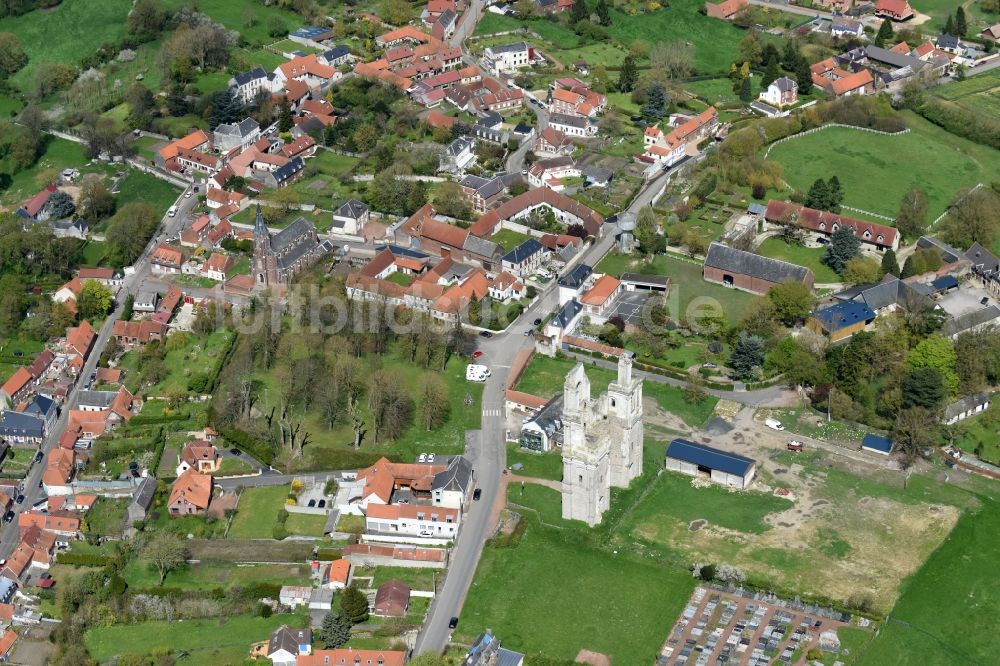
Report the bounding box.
[506,97,548,174]
[0,189,194,559]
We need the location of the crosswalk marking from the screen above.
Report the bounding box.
[481,408,503,417]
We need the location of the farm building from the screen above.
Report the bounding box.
[807,300,876,342]
[943,393,991,425]
[664,439,756,490]
[861,434,893,456]
[703,242,814,295]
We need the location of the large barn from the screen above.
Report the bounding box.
[665,439,756,489]
[703,242,814,296]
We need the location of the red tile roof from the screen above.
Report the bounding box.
[2,368,32,400]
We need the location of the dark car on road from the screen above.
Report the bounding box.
[478,330,493,338]
[533,318,542,326]
[2,511,13,523]
[34,451,43,463]
[449,617,459,629]
[15,494,24,505]
[230,448,241,456]
[473,488,482,501]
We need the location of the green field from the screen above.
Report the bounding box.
[285,512,329,536]
[606,2,744,74]
[474,13,581,46]
[515,354,719,428]
[857,499,1000,665]
[766,114,1000,220]
[85,614,301,665]
[462,483,696,664]
[119,328,233,396]
[228,485,290,539]
[505,444,564,480]
[627,469,792,534]
[598,251,754,323]
[115,170,181,214]
[0,137,98,208]
[123,559,311,590]
[757,237,840,283]
[684,77,741,106]
[161,0,304,46]
[933,67,1000,118]
[490,228,533,253]
[0,0,131,90]
[86,498,129,537]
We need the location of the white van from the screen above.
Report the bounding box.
[167,205,178,218]
[765,418,785,431]
[466,364,490,382]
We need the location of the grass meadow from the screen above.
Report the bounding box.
[765,114,1000,220]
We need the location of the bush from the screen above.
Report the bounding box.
[57,552,113,567]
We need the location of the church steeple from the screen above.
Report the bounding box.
[254,203,269,246]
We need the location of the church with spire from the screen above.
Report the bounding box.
[252,204,332,288]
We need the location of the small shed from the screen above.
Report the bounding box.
[665,439,756,489]
[861,433,892,456]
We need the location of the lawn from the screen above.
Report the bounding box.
[474,13,581,46]
[285,512,329,536]
[857,498,1000,665]
[0,137,100,208]
[311,150,360,177]
[118,328,233,396]
[762,407,869,445]
[122,559,311,590]
[0,93,23,117]
[954,410,1000,465]
[765,114,1000,220]
[369,566,438,591]
[933,67,1000,118]
[757,237,840,283]
[684,77,741,107]
[85,498,129,537]
[605,1,744,74]
[506,444,564,480]
[161,0,304,46]
[385,271,415,286]
[0,0,132,90]
[462,484,696,664]
[515,354,719,428]
[85,614,303,665]
[228,485,290,539]
[597,251,754,324]
[626,469,792,535]
[490,228,533,253]
[115,170,181,214]
[216,456,256,477]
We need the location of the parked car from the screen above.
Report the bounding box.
[34,451,43,463]
[427,453,435,463]
[230,448,241,456]
[449,617,459,629]
[15,494,24,505]
[703,362,717,369]
[473,488,482,501]
[317,499,326,508]
[524,329,533,336]
[472,351,483,359]
[765,418,785,431]
[478,330,493,338]
[2,511,13,523]
[787,440,804,452]
[307,499,316,507]
[533,318,542,326]
[419,530,433,537]
[418,453,427,463]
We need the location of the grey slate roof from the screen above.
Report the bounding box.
[216,118,260,138]
[552,298,582,329]
[559,263,592,289]
[865,45,927,71]
[232,67,268,87]
[704,242,812,284]
[271,217,316,255]
[943,305,1000,337]
[936,33,960,49]
[23,395,55,419]
[446,136,474,157]
[131,476,156,511]
[489,41,530,55]
[432,456,473,493]
[322,44,350,61]
[463,235,501,260]
[964,242,1000,276]
[502,238,544,264]
[772,76,796,92]
[944,393,991,421]
[917,236,963,264]
[666,439,755,476]
[268,626,311,656]
[474,176,504,200]
[0,410,44,438]
[77,390,118,410]
[334,199,368,219]
[548,113,588,129]
[272,156,304,184]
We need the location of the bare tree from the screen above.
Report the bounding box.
[142,533,188,585]
[420,374,450,431]
[650,41,695,79]
[368,370,414,443]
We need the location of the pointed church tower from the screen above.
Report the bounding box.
[252,204,273,285]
